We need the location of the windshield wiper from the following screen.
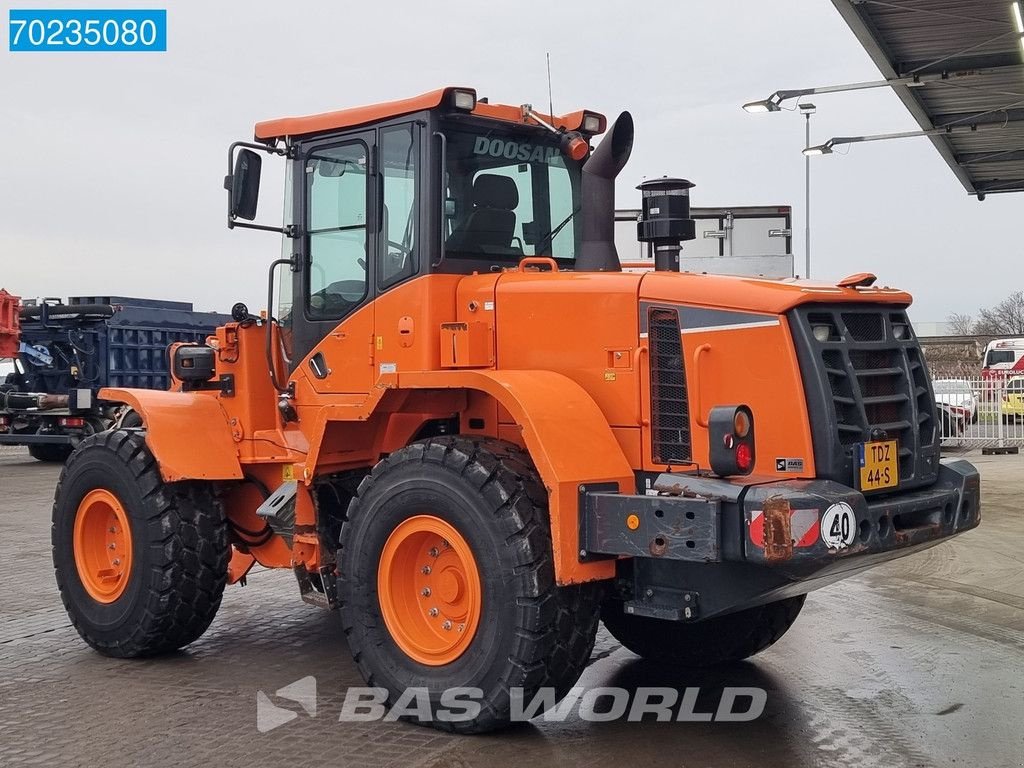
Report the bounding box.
[535,207,579,256]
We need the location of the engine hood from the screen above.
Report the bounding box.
[639,271,912,314]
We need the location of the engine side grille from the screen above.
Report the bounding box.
[649,307,691,464]
[790,305,939,492]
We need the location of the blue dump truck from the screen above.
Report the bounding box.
[0,295,228,461]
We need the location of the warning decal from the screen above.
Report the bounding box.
[749,508,820,548]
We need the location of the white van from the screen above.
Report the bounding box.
[982,338,1024,378]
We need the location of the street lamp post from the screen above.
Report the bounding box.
[799,102,815,279]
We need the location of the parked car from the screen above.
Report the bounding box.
[936,401,967,439]
[933,378,978,424]
[1002,376,1024,423]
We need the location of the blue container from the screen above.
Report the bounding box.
[13,296,229,395]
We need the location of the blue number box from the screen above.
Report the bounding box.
[9,9,167,52]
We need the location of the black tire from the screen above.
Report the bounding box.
[121,410,143,429]
[601,595,806,667]
[29,443,73,463]
[338,436,603,733]
[52,429,229,657]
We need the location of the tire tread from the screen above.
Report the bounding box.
[339,436,603,733]
[52,430,229,658]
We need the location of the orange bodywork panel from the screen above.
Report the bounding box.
[255,87,605,142]
[671,318,816,477]
[256,88,452,141]
[440,322,493,368]
[99,388,243,481]
[0,289,20,359]
[639,271,912,312]
[399,368,633,584]
[97,265,918,586]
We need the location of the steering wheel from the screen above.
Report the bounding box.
[386,240,412,257]
[383,241,412,276]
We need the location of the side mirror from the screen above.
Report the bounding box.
[227,149,262,221]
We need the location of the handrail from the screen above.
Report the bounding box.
[517,257,559,272]
[692,343,712,428]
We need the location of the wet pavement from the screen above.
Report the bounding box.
[1,446,1022,767]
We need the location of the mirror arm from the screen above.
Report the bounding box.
[229,220,296,235]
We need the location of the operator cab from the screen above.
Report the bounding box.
[224,87,605,366]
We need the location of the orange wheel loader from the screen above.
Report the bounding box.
[51,87,980,733]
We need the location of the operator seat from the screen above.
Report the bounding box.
[448,174,519,252]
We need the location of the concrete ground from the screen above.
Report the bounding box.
[1,446,1022,768]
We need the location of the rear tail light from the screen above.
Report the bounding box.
[735,441,753,473]
[709,405,756,477]
[58,416,85,428]
[0,415,9,430]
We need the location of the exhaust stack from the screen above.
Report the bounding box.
[576,111,634,272]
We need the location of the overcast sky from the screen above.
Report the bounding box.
[1,0,1020,323]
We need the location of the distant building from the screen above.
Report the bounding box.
[910,321,954,338]
[615,205,793,278]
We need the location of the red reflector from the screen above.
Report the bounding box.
[735,442,753,472]
[59,417,85,428]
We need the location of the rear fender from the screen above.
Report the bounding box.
[398,370,634,584]
[100,388,243,481]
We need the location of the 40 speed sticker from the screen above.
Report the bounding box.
[820,502,857,549]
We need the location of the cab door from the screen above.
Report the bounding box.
[291,130,377,393]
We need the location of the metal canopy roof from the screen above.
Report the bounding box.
[832,0,1024,197]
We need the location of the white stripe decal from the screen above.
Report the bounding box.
[681,319,780,334]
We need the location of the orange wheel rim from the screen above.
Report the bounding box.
[73,489,133,603]
[377,515,482,666]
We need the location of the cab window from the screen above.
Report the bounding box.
[380,124,419,287]
[986,349,1015,366]
[306,142,369,318]
[441,125,581,263]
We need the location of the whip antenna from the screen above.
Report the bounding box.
[546,52,554,118]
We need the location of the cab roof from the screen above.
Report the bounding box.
[254,86,606,142]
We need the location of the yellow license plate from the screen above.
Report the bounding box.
[859,439,898,491]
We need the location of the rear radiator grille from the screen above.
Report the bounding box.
[649,308,691,464]
[793,306,938,489]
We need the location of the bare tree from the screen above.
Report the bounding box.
[976,291,1024,336]
[947,312,976,336]
[947,291,1024,336]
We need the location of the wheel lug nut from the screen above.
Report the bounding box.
[428,607,439,617]
[428,547,439,558]
[108,527,116,533]
[441,539,449,548]
[421,587,431,597]
[108,543,116,550]
[457,623,465,633]
[112,559,120,566]
[442,620,452,631]
[421,565,431,575]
